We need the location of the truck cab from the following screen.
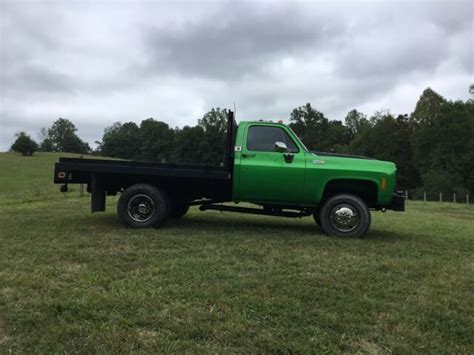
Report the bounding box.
[233,121,398,208]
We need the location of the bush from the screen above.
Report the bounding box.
[11,132,39,156]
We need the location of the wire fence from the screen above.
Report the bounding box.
[403,190,471,204]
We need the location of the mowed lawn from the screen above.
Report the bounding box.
[0,152,112,204]
[0,153,473,353]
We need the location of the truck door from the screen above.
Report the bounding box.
[238,124,306,204]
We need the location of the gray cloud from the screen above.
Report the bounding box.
[0,0,472,151]
[3,64,75,94]
[142,2,345,79]
[335,2,473,79]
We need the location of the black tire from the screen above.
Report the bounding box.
[170,201,190,218]
[319,194,371,238]
[117,184,169,228]
[313,208,321,227]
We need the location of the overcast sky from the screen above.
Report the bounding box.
[1,0,473,151]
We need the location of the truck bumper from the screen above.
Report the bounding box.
[387,191,405,211]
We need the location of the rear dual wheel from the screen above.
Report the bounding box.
[170,200,190,219]
[315,194,371,238]
[118,184,190,228]
[118,184,169,228]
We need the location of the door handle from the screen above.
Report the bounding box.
[284,153,294,163]
[242,153,256,158]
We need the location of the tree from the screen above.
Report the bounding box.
[39,138,54,152]
[139,118,174,162]
[101,122,141,159]
[198,107,229,133]
[198,108,230,165]
[37,128,53,152]
[11,132,38,156]
[344,109,370,141]
[411,98,474,194]
[62,134,90,154]
[47,118,89,153]
[411,87,446,125]
[289,103,348,151]
[348,112,420,189]
[326,120,350,152]
[171,125,205,164]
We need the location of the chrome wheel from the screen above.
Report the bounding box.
[127,194,155,223]
[329,204,359,232]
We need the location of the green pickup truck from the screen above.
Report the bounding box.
[54,111,404,238]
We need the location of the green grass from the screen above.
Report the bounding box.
[0,152,112,204]
[1,153,473,353]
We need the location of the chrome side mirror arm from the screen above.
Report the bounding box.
[274,141,288,153]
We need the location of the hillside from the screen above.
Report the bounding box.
[0,152,105,203]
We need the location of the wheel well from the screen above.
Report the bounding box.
[322,179,378,208]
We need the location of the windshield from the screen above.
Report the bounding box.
[287,126,309,152]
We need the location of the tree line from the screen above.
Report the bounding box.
[11,118,91,156]
[10,87,474,196]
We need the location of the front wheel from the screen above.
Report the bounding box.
[117,184,169,228]
[319,194,371,238]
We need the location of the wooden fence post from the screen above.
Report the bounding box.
[423,191,426,203]
[453,193,456,204]
[439,192,442,203]
[467,194,469,205]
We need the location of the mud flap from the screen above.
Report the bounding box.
[91,173,106,212]
[388,191,405,211]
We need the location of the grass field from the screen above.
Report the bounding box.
[0,152,112,204]
[0,152,84,204]
[1,153,473,353]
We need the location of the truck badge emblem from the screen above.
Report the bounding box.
[312,159,325,165]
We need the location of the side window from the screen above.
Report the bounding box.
[247,126,299,153]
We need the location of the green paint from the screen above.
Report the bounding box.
[232,121,397,207]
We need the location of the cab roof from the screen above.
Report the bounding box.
[240,120,286,125]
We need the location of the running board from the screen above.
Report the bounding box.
[189,199,227,206]
[199,204,312,218]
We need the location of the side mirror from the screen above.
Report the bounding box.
[274,141,288,153]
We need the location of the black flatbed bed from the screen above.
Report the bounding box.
[54,113,237,212]
[55,157,230,181]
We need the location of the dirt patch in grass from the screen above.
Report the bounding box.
[357,339,390,354]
